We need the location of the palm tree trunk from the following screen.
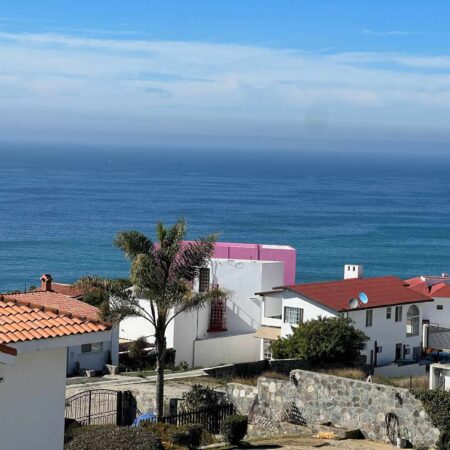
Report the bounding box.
[155,327,167,420]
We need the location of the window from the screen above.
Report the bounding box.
[406,305,420,337]
[395,306,403,322]
[263,339,273,360]
[437,305,444,310]
[198,268,210,292]
[376,346,383,353]
[208,298,227,331]
[386,307,391,319]
[365,309,373,327]
[283,307,303,325]
[81,342,103,353]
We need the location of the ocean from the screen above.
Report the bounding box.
[0,145,449,292]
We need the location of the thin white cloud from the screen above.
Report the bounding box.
[362,28,450,37]
[0,31,449,146]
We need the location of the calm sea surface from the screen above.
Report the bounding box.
[0,146,449,291]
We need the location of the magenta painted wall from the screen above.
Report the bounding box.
[209,242,296,285]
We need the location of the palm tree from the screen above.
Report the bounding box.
[76,219,227,418]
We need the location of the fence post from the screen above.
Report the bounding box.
[116,391,123,426]
[88,390,92,425]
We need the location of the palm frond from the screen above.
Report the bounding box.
[114,230,153,260]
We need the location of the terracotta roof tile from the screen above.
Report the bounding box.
[284,276,432,312]
[50,283,85,298]
[4,291,100,321]
[0,295,111,345]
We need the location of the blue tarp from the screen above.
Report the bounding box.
[131,411,157,427]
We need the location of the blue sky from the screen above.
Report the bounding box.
[1,1,450,149]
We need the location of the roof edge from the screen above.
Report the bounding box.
[0,295,112,328]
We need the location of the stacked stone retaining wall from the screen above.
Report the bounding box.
[227,369,440,448]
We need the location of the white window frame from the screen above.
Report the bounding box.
[365,309,373,327]
[283,306,303,325]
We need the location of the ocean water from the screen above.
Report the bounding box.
[0,146,449,292]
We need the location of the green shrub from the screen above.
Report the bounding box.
[65,425,164,450]
[413,389,450,450]
[181,384,222,411]
[271,316,368,367]
[221,415,248,445]
[170,424,203,450]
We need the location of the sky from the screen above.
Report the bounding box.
[1,1,450,149]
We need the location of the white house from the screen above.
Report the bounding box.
[0,294,113,450]
[119,241,296,367]
[256,264,433,373]
[405,274,450,354]
[406,274,450,328]
[5,274,119,376]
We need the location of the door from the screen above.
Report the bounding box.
[395,343,402,362]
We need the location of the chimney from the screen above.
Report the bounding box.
[344,264,363,280]
[40,274,52,292]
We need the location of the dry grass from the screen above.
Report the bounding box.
[261,371,290,381]
[319,367,366,381]
[372,375,428,390]
[230,371,289,387]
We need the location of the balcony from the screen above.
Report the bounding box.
[261,295,282,327]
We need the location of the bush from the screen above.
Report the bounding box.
[271,317,368,367]
[181,384,223,411]
[221,415,248,445]
[170,424,203,450]
[65,425,164,450]
[413,389,450,450]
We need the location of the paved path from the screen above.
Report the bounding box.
[246,437,394,450]
[66,369,207,393]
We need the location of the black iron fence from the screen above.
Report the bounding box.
[161,403,236,434]
[65,389,137,426]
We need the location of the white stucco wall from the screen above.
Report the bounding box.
[119,300,174,349]
[67,326,119,375]
[280,291,336,337]
[121,258,284,368]
[193,333,260,367]
[0,347,66,450]
[278,291,424,368]
[348,303,423,366]
[423,297,450,327]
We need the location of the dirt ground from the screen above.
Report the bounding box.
[241,436,394,450]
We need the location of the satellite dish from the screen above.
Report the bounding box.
[359,292,369,304]
[348,298,359,309]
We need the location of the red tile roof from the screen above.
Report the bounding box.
[405,277,450,298]
[50,283,84,298]
[5,291,100,321]
[430,283,450,298]
[285,276,432,312]
[0,295,110,345]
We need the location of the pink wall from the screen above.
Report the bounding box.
[211,242,296,285]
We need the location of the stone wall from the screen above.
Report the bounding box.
[227,369,440,448]
[204,359,309,378]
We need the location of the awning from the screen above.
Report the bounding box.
[254,326,281,340]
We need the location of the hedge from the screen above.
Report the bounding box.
[65,425,164,450]
[413,389,450,450]
[221,415,248,445]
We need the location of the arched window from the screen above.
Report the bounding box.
[406,305,420,337]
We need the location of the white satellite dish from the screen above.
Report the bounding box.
[348,298,359,309]
[359,292,369,304]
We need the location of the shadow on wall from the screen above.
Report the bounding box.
[226,369,440,449]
